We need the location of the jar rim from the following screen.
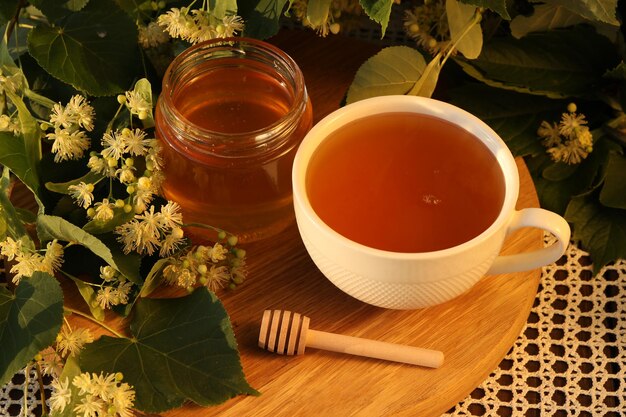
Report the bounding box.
[159,37,308,142]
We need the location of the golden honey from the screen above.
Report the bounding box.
[156,38,312,242]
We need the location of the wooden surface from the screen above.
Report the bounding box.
[160,30,543,417]
[0,29,540,416]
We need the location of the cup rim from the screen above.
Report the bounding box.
[292,95,520,260]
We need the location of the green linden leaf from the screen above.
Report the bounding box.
[447,0,483,59]
[565,192,626,274]
[79,288,258,413]
[239,0,291,39]
[447,83,565,157]
[605,61,626,80]
[548,0,619,26]
[0,132,41,206]
[0,272,64,386]
[528,135,616,215]
[0,167,29,240]
[455,25,620,98]
[36,214,142,284]
[0,1,19,26]
[510,4,586,39]
[29,0,90,21]
[27,0,140,96]
[346,46,427,104]
[599,152,626,209]
[359,0,394,35]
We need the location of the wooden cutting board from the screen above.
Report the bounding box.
[161,30,543,417]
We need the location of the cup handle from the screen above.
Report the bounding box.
[487,208,571,275]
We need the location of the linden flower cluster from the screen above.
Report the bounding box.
[0,237,64,284]
[115,201,185,257]
[157,6,244,44]
[49,371,135,417]
[96,265,134,310]
[538,103,594,165]
[44,95,95,162]
[403,0,451,54]
[162,239,246,292]
[35,322,94,379]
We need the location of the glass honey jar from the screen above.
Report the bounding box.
[155,38,313,243]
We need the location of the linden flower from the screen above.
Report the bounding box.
[64,372,135,417]
[538,104,594,165]
[43,239,64,272]
[101,131,126,161]
[124,90,152,120]
[138,21,170,48]
[56,325,94,357]
[205,265,230,292]
[95,286,118,309]
[48,128,91,162]
[121,128,149,156]
[68,181,95,208]
[67,95,95,131]
[100,265,118,282]
[0,236,22,261]
[157,7,193,39]
[49,377,72,414]
[0,114,20,134]
[92,198,116,222]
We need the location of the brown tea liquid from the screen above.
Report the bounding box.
[306,112,505,253]
[157,61,312,242]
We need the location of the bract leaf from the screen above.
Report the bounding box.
[27,0,140,96]
[346,46,427,104]
[45,170,104,195]
[447,0,482,59]
[0,272,64,386]
[36,214,141,284]
[79,288,257,413]
[307,0,332,27]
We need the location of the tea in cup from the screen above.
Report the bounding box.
[292,95,570,309]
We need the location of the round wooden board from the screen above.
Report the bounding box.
[4,29,542,417]
[162,31,543,417]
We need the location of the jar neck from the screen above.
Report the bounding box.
[158,37,308,158]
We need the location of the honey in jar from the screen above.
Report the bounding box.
[155,38,313,242]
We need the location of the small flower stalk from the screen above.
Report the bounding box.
[538,103,594,165]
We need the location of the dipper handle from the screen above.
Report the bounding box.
[258,310,444,368]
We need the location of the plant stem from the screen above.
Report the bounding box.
[22,364,29,417]
[64,306,126,338]
[34,362,48,416]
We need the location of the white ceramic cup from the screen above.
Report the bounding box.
[292,95,571,310]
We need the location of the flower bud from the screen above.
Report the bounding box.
[117,95,126,104]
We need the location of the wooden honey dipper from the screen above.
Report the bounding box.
[258,310,444,368]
